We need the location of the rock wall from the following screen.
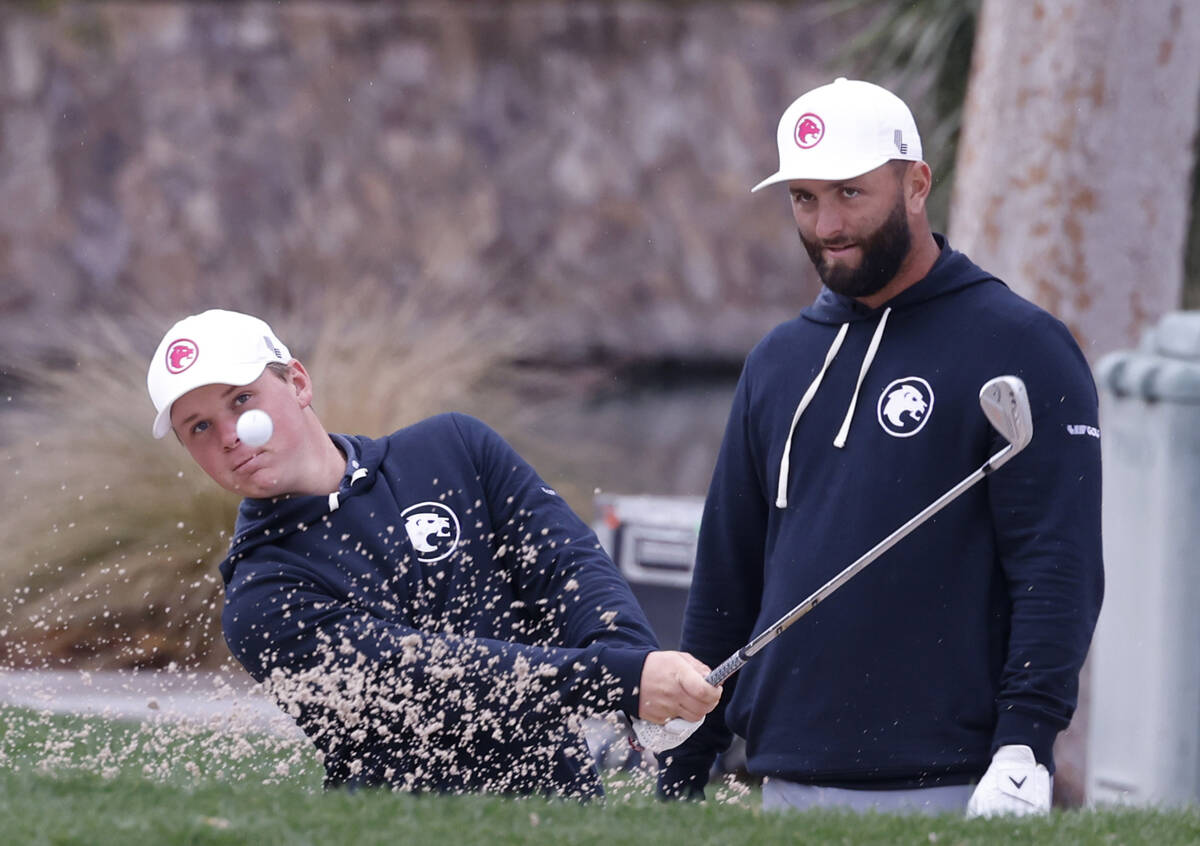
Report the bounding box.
[0,1,865,370]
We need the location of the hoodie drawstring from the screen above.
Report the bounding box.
[833,307,891,448]
[776,307,892,508]
[776,322,848,508]
[328,467,370,513]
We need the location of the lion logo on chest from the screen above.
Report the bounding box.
[876,377,935,438]
[400,501,461,563]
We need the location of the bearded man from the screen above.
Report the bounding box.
[656,79,1104,817]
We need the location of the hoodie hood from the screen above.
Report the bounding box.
[801,234,1000,326]
[218,433,389,584]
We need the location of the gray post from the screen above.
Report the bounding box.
[1088,312,1200,807]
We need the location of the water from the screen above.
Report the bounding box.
[514,378,738,507]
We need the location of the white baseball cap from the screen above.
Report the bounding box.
[147,309,293,439]
[751,78,923,192]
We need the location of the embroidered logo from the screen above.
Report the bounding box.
[794,113,825,149]
[165,339,198,374]
[263,335,286,360]
[401,501,461,563]
[877,377,934,438]
[1066,424,1100,439]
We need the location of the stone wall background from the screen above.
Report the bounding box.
[0,2,879,374]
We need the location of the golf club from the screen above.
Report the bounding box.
[632,375,1033,754]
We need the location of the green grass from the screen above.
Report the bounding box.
[2,707,1199,845]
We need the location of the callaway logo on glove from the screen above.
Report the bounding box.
[966,745,1051,818]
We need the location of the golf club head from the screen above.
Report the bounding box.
[978,376,1033,453]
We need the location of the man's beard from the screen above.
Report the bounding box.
[799,197,912,300]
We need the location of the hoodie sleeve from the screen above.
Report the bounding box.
[658,363,768,798]
[987,312,1105,768]
[222,558,649,737]
[449,413,659,714]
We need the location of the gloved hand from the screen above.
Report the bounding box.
[966,745,1051,818]
[630,715,703,754]
[631,651,720,753]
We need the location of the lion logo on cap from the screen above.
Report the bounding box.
[877,377,934,438]
[794,113,825,149]
[166,339,198,374]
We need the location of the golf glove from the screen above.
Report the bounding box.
[966,745,1051,818]
[630,715,703,754]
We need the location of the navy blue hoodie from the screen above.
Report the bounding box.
[218,413,657,797]
[660,236,1103,793]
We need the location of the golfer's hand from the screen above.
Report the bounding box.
[966,745,1051,818]
[637,651,720,724]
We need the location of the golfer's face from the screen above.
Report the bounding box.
[788,164,900,255]
[170,368,302,498]
[788,164,913,300]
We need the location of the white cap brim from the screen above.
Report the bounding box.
[151,360,274,439]
[750,154,895,192]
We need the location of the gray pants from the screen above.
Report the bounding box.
[762,778,975,815]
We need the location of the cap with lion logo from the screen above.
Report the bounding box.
[752,77,923,192]
[147,309,293,439]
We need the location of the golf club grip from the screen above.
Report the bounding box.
[706,649,747,686]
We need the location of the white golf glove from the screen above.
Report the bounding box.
[629,715,703,754]
[966,745,1051,818]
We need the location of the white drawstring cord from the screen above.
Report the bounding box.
[329,468,369,512]
[776,322,849,508]
[833,307,892,448]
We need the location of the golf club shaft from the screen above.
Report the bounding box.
[704,441,1016,688]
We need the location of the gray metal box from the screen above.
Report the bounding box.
[592,494,703,650]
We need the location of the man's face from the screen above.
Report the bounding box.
[169,366,305,498]
[789,163,913,300]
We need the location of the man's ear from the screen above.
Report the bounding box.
[287,360,315,409]
[904,161,933,214]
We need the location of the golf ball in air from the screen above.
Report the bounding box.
[237,409,273,447]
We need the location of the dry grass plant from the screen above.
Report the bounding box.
[302,287,523,440]
[0,287,521,671]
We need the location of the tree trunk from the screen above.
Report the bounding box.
[949,0,1200,807]
[950,0,1200,364]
